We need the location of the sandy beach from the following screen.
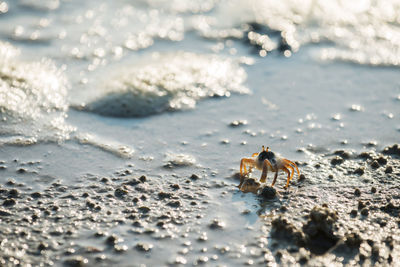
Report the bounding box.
[0,0,399,266]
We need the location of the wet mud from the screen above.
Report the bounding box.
[1,144,399,266]
[0,170,210,266]
[236,144,400,265]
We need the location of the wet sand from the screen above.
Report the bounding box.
[1,1,400,266]
[1,46,399,265]
[0,144,399,266]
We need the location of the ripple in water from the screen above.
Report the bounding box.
[83,52,250,117]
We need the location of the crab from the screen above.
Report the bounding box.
[238,146,300,189]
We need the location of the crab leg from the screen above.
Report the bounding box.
[260,159,274,183]
[240,158,250,176]
[283,159,300,179]
[271,171,278,187]
[287,165,295,182]
[242,158,256,175]
[283,167,291,189]
[240,158,245,176]
[251,153,259,157]
[239,158,254,188]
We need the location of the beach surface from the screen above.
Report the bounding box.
[0,0,399,266]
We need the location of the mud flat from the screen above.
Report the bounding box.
[0,168,211,266]
[0,144,399,266]
[239,143,400,266]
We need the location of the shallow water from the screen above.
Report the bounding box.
[0,0,399,266]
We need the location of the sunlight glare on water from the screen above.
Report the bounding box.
[0,41,74,143]
[193,0,400,66]
[83,52,250,117]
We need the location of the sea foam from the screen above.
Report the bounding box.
[83,52,250,117]
[0,41,74,144]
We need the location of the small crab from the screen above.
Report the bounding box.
[238,146,300,189]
